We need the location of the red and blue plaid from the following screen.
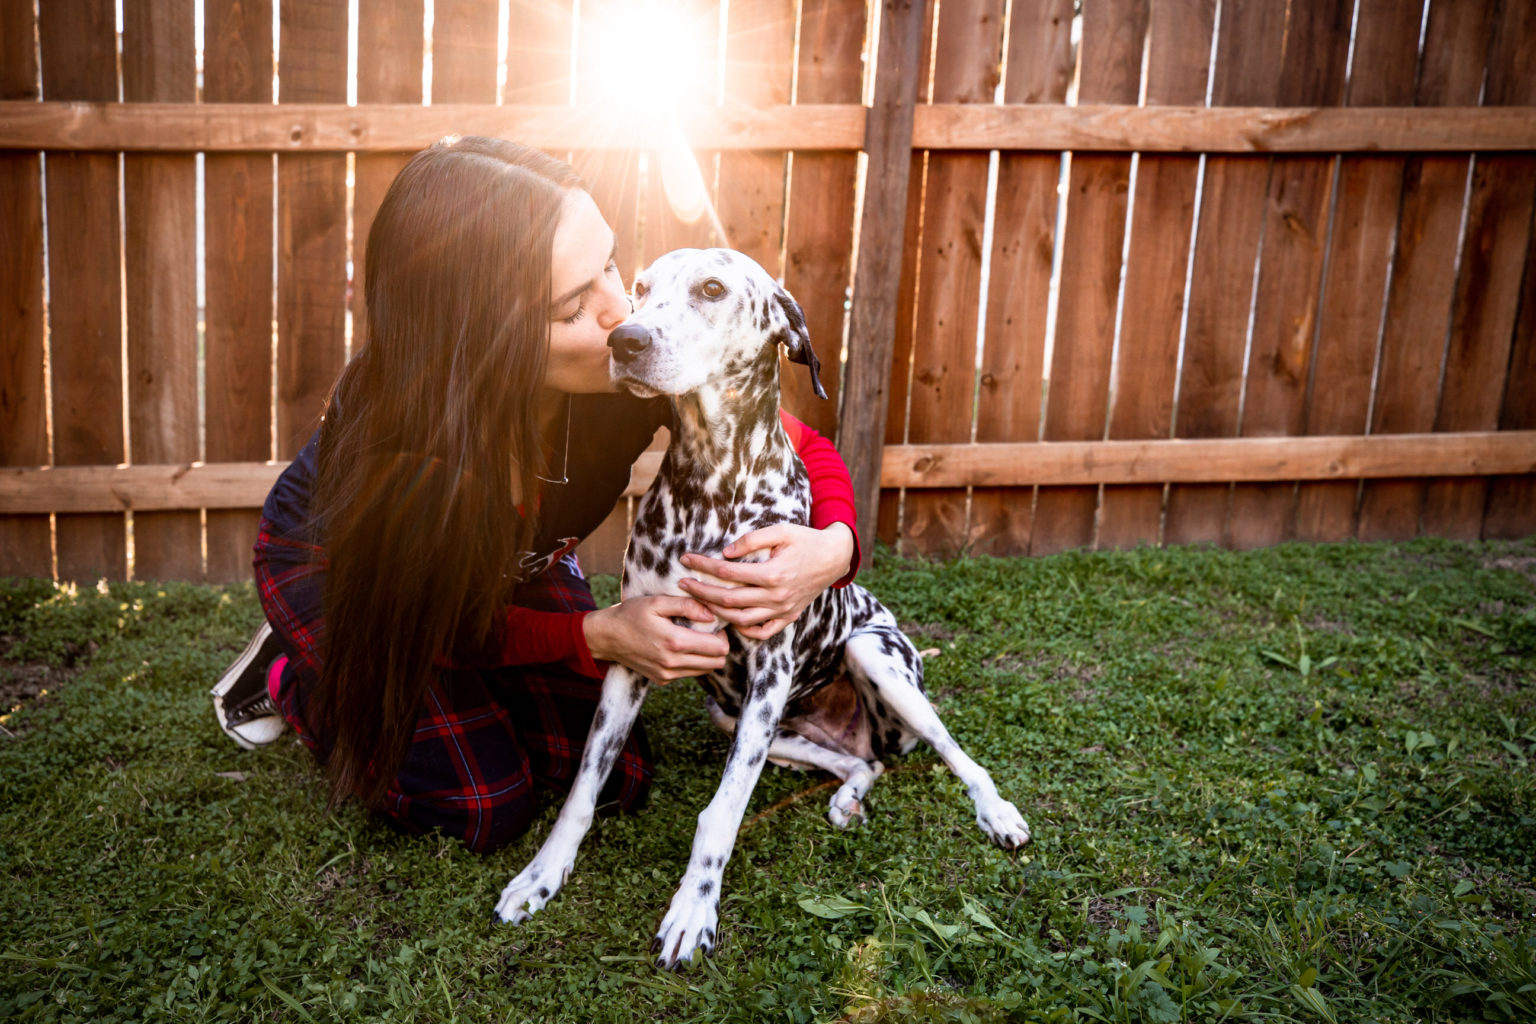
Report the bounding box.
[255,524,652,853]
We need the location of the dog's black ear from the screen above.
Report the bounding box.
[774,289,826,400]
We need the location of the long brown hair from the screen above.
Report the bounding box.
[311,137,583,807]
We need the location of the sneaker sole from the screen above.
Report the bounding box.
[212,622,287,750]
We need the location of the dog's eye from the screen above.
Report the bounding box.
[701,278,725,299]
[633,281,649,300]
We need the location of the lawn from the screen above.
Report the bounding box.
[1,537,1534,1023]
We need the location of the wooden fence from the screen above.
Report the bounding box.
[2,0,1534,583]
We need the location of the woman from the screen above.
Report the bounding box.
[211,137,861,853]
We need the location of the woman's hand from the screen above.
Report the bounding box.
[677,522,855,641]
[582,596,728,682]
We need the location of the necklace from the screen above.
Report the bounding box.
[536,392,571,485]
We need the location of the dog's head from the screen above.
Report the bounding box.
[607,248,825,402]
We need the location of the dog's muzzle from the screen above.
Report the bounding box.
[607,323,652,364]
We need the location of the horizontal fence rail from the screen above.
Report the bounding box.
[6,433,1533,514]
[4,102,1536,153]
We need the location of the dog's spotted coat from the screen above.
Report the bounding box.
[493,248,1030,967]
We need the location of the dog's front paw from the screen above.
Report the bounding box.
[493,858,571,925]
[652,881,721,969]
[976,798,1031,849]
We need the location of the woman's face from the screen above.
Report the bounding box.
[545,189,629,394]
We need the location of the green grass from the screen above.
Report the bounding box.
[2,537,1534,1023]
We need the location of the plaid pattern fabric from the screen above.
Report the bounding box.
[254,525,652,854]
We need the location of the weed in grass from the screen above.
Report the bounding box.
[1,538,1534,1021]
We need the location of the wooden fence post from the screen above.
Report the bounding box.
[838,0,927,556]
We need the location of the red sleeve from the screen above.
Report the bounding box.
[499,606,605,677]
[780,409,861,587]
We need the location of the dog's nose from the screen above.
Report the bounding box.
[607,323,651,363]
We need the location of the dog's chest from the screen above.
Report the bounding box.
[622,450,809,603]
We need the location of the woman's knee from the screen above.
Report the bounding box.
[380,776,543,854]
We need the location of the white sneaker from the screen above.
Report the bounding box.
[211,622,288,749]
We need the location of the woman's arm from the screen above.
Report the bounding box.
[782,410,861,586]
[491,600,728,682]
[676,410,862,640]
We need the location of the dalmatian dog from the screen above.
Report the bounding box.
[492,248,1030,968]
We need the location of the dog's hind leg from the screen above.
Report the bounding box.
[706,698,883,827]
[494,663,650,924]
[845,627,1030,849]
[769,732,884,827]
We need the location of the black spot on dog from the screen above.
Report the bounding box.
[698,879,714,897]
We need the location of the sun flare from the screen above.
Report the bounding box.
[582,1,721,230]
[582,1,717,115]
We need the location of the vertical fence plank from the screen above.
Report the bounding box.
[567,0,642,577]
[277,0,348,459]
[571,0,639,279]
[353,0,424,359]
[636,0,716,575]
[1294,0,1421,543]
[1485,231,1536,539]
[901,0,1005,558]
[433,0,499,103]
[1357,0,1494,541]
[0,0,50,577]
[1426,2,1536,538]
[643,1,721,259]
[205,0,274,583]
[504,0,627,578]
[122,0,201,581]
[1227,0,1351,550]
[969,0,1072,557]
[504,0,570,104]
[1480,0,1536,540]
[781,0,865,439]
[1096,0,1213,551]
[1164,1,1285,547]
[1032,0,1147,556]
[40,0,126,582]
[718,0,793,272]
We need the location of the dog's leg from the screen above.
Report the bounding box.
[845,628,1031,849]
[767,732,884,827]
[706,697,883,827]
[494,662,650,924]
[653,643,794,969]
